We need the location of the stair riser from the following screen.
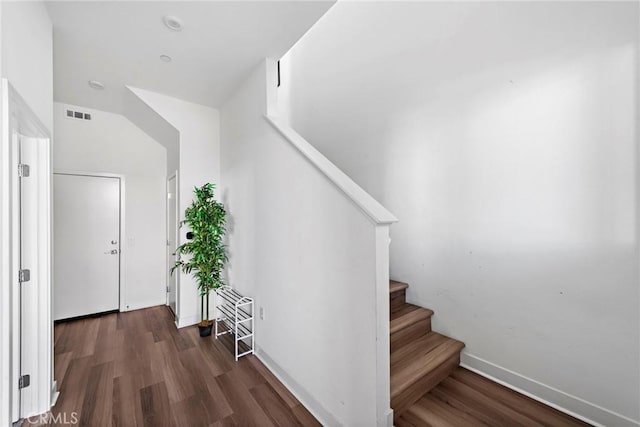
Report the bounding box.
[392,353,461,421]
[390,318,431,353]
[390,290,407,312]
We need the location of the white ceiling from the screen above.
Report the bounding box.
[46,1,334,113]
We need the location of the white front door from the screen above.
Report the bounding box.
[53,174,120,320]
[167,174,178,315]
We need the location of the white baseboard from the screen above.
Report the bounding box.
[121,299,166,313]
[50,380,59,407]
[381,407,393,427]
[461,353,640,427]
[255,347,341,427]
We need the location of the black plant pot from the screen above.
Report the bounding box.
[198,322,213,337]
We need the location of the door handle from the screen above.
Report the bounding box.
[104,249,119,255]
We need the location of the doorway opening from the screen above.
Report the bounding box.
[166,171,179,319]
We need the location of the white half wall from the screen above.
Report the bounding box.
[127,87,220,327]
[53,103,167,312]
[1,1,52,133]
[279,2,640,425]
[221,59,394,426]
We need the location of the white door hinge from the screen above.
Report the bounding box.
[18,269,30,283]
[18,374,30,389]
[18,164,30,177]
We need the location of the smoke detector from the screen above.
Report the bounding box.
[163,15,183,31]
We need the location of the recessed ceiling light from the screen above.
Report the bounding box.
[163,15,183,31]
[160,54,172,63]
[88,80,105,90]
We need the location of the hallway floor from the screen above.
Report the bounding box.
[41,306,319,426]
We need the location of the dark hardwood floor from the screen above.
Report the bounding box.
[36,305,319,426]
[396,367,591,427]
[29,303,591,427]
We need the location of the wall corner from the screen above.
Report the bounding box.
[265,58,279,117]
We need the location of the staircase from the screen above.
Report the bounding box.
[390,280,465,421]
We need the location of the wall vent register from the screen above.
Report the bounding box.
[65,109,92,121]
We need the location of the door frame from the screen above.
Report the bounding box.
[166,170,179,319]
[1,79,54,423]
[53,170,126,312]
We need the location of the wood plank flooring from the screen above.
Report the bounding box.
[32,305,319,427]
[27,302,592,427]
[396,367,591,427]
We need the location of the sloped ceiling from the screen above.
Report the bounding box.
[47,1,334,113]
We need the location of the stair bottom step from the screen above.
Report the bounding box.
[392,351,461,420]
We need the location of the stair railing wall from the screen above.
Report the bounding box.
[220,58,397,426]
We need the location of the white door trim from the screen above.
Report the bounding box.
[1,78,7,427]
[1,79,54,422]
[166,170,179,320]
[53,170,127,312]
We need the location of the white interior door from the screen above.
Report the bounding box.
[4,81,54,423]
[54,174,120,320]
[167,174,178,315]
[19,135,38,417]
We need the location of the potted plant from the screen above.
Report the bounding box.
[171,183,227,337]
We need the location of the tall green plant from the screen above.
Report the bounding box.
[171,183,227,325]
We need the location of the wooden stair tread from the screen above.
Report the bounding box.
[390,304,434,334]
[390,303,421,321]
[391,332,465,399]
[391,331,448,366]
[390,280,409,293]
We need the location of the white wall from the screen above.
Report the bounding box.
[53,103,167,311]
[123,87,179,176]
[127,87,220,327]
[279,2,640,425]
[1,1,52,133]
[221,59,392,426]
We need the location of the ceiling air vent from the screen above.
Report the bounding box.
[65,109,92,121]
